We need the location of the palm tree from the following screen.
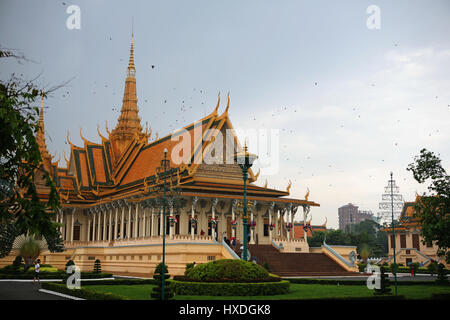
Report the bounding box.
[359,243,371,264]
[17,235,44,272]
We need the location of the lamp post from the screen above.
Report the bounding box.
[156,148,170,300]
[234,143,257,261]
[390,172,398,295]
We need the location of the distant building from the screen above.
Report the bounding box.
[338,203,374,232]
[381,196,449,268]
[293,217,328,239]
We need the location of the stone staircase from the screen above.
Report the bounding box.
[236,244,360,277]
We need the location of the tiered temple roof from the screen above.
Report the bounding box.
[36,34,320,210]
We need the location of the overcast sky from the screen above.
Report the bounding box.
[1,0,449,229]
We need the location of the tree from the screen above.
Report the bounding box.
[93,259,102,274]
[151,263,174,300]
[374,265,391,295]
[407,148,450,263]
[0,48,64,257]
[435,263,448,285]
[359,243,371,263]
[18,235,42,271]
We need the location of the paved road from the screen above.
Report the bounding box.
[0,281,69,300]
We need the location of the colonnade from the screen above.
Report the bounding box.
[58,197,312,244]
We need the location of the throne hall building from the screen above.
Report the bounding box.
[1,34,359,276]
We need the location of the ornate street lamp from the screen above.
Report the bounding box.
[156,148,170,300]
[234,143,258,261]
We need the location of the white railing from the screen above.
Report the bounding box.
[322,242,355,268]
[64,235,215,248]
[222,239,240,260]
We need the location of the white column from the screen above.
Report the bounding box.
[134,204,139,238]
[169,202,174,239]
[151,207,155,237]
[92,212,96,241]
[143,209,146,238]
[108,208,112,241]
[113,207,117,240]
[212,198,217,241]
[127,205,132,238]
[232,200,236,239]
[70,211,74,242]
[120,206,125,239]
[191,197,198,239]
[87,217,91,242]
[303,205,310,242]
[291,208,295,240]
[103,209,107,241]
[269,202,274,243]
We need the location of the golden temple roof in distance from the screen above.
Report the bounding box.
[34,34,320,209]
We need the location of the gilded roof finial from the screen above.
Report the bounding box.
[224,92,230,114]
[255,168,260,179]
[322,217,328,228]
[64,150,70,168]
[105,120,111,136]
[305,187,310,201]
[97,124,108,141]
[214,92,220,114]
[80,127,89,145]
[127,27,136,77]
[66,130,75,147]
[286,180,292,193]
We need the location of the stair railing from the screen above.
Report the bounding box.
[222,239,240,260]
[272,239,284,251]
[322,242,355,269]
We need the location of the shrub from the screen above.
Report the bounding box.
[262,262,270,272]
[184,262,196,276]
[374,266,391,295]
[427,262,438,275]
[151,263,174,300]
[185,259,272,282]
[172,279,290,296]
[12,256,23,272]
[436,263,449,285]
[65,260,75,271]
[357,263,367,272]
[93,259,101,274]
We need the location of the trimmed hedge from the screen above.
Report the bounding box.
[41,282,126,300]
[171,279,290,296]
[77,278,156,286]
[173,275,281,283]
[184,259,274,282]
[286,278,448,286]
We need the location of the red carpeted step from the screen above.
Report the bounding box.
[234,244,358,277]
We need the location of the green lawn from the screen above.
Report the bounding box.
[83,283,450,300]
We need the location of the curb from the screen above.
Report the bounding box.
[39,288,85,300]
[0,279,63,282]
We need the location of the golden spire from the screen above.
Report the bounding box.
[36,95,53,171]
[110,30,145,161]
[127,31,136,77]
